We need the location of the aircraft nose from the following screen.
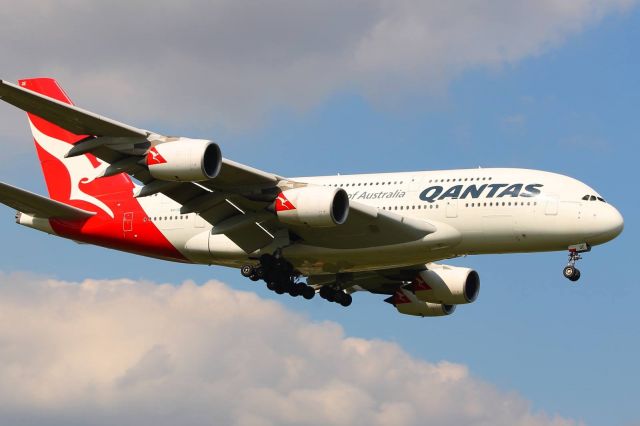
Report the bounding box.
[589,204,624,244]
[607,205,624,238]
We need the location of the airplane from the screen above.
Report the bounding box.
[0,78,624,317]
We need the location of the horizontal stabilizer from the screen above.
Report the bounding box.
[0,181,95,219]
[0,79,146,138]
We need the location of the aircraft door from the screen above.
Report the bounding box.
[445,199,458,218]
[194,213,207,228]
[123,212,134,232]
[545,196,558,216]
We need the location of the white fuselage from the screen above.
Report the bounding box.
[133,168,623,276]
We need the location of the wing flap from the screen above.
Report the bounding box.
[0,181,95,219]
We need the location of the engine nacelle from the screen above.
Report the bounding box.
[147,138,222,182]
[413,263,480,305]
[275,186,349,227]
[386,288,455,317]
[16,212,55,235]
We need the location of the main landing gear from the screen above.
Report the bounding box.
[240,254,315,300]
[319,285,353,307]
[563,243,590,282]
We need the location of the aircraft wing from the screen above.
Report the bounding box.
[0,80,282,188]
[0,79,147,137]
[0,181,95,219]
[0,78,436,253]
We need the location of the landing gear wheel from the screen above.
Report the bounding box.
[240,265,254,278]
[319,286,333,300]
[563,266,576,279]
[338,293,352,307]
[266,281,277,291]
[563,266,581,282]
[288,283,302,297]
[249,274,260,282]
[253,266,265,279]
[298,283,307,294]
[569,268,581,282]
[302,286,315,300]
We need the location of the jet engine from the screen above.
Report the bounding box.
[147,138,222,182]
[412,263,480,305]
[275,186,349,227]
[386,288,455,317]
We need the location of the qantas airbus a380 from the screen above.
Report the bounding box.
[0,78,624,317]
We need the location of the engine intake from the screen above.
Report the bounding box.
[413,263,480,305]
[275,186,349,227]
[147,138,222,182]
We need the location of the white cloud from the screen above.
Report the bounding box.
[0,0,634,135]
[0,272,579,426]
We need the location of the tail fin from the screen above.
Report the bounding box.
[19,78,133,217]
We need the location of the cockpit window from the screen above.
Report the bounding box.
[582,194,606,203]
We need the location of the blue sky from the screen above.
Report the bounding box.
[0,2,638,425]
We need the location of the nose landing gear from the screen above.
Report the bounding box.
[563,243,590,282]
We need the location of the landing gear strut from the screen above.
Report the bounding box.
[563,243,590,282]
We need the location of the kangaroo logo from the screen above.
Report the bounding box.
[412,275,432,291]
[275,194,296,211]
[394,289,411,305]
[29,121,114,218]
[146,147,167,165]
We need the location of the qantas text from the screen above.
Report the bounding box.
[419,183,543,203]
